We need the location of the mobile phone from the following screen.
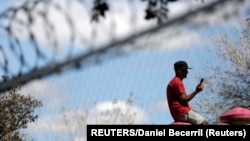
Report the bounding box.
[200,78,204,84]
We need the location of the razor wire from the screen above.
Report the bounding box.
[0,0,246,93]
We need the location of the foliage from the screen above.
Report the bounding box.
[91,0,194,24]
[213,18,250,109]
[0,76,42,140]
[50,95,139,141]
[198,18,250,123]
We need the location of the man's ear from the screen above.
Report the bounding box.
[176,69,182,74]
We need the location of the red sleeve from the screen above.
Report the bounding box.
[175,79,185,96]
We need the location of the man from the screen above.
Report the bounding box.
[166,60,209,125]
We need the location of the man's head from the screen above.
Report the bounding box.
[174,61,192,79]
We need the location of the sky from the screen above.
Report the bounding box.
[0,0,249,141]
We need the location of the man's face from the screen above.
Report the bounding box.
[180,69,188,78]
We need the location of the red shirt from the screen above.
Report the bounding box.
[167,77,191,121]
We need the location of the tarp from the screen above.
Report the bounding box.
[219,107,250,123]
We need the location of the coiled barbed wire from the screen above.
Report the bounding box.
[0,0,245,93]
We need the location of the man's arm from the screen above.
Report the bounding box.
[179,83,204,102]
